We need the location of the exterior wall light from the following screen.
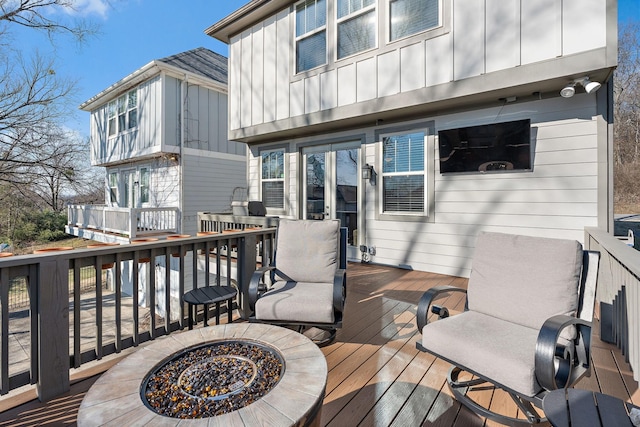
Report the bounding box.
[560,77,601,98]
[362,163,374,181]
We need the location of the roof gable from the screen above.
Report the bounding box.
[158,47,228,85]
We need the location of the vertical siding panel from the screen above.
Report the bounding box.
[305,74,320,114]
[199,86,209,150]
[426,34,453,86]
[521,0,561,64]
[320,69,337,110]
[187,83,199,145]
[252,23,264,126]
[218,94,232,154]
[357,58,377,102]
[240,30,253,128]
[209,90,220,152]
[229,35,242,131]
[290,79,305,117]
[485,0,520,73]
[563,0,606,55]
[378,50,400,98]
[453,0,485,80]
[401,42,425,93]
[263,16,277,123]
[276,9,290,121]
[338,64,357,106]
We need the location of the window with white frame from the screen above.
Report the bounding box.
[261,150,285,210]
[140,168,149,204]
[295,0,327,73]
[107,89,137,137]
[109,172,118,204]
[381,131,426,214]
[389,0,439,41]
[337,0,376,59]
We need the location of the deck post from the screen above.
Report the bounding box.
[36,257,70,401]
[237,234,256,320]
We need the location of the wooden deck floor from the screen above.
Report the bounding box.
[1,262,638,426]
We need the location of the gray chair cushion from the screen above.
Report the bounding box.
[255,281,335,324]
[274,219,340,284]
[421,311,541,397]
[468,232,582,332]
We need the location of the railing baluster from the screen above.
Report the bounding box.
[164,247,171,333]
[28,265,38,385]
[133,257,139,346]
[149,250,156,339]
[73,261,81,368]
[95,259,103,360]
[115,253,122,353]
[1,267,9,395]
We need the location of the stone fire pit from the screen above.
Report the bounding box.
[77,324,327,426]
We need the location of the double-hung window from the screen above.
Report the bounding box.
[337,0,376,59]
[109,172,118,204]
[389,0,439,41]
[261,150,285,210]
[381,131,426,214]
[295,0,327,73]
[140,168,149,204]
[107,89,137,137]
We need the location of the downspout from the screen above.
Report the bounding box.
[180,75,187,234]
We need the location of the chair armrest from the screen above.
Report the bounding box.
[416,285,467,333]
[535,314,592,391]
[248,266,276,311]
[333,268,346,313]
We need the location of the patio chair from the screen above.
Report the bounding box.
[416,232,600,425]
[247,219,347,345]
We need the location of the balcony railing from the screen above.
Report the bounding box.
[66,205,180,239]
[585,227,640,381]
[0,223,276,402]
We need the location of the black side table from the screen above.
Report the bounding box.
[183,285,237,329]
[543,388,638,427]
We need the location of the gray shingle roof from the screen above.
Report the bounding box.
[158,47,228,85]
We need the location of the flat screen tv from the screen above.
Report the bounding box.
[438,119,532,174]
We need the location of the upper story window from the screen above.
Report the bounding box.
[108,90,137,137]
[261,149,285,209]
[381,131,426,214]
[295,0,327,73]
[337,0,376,59]
[389,0,439,41]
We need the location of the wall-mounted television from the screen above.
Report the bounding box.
[438,119,532,174]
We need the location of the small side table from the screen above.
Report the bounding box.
[183,285,237,329]
[543,388,637,427]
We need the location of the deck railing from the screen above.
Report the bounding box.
[585,227,640,381]
[0,226,276,402]
[66,205,180,239]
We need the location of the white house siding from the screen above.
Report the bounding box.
[181,150,248,236]
[246,94,601,278]
[227,0,609,132]
[90,75,163,166]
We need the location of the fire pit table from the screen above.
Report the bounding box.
[77,323,327,426]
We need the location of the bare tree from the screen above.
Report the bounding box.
[614,22,640,211]
[0,0,97,195]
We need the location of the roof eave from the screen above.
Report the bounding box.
[205,0,292,43]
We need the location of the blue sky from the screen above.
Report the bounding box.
[14,0,640,138]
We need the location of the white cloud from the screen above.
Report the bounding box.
[66,0,111,19]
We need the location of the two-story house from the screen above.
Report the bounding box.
[66,47,247,318]
[206,0,617,277]
[66,47,247,242]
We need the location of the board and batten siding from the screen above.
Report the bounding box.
[227,0,607,132]
[181,150,248,236]
[90,75,163,166]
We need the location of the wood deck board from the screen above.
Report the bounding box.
[0,262,637,426]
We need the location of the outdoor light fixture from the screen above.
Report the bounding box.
[560,77,602,98]
[362,164,373,180]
